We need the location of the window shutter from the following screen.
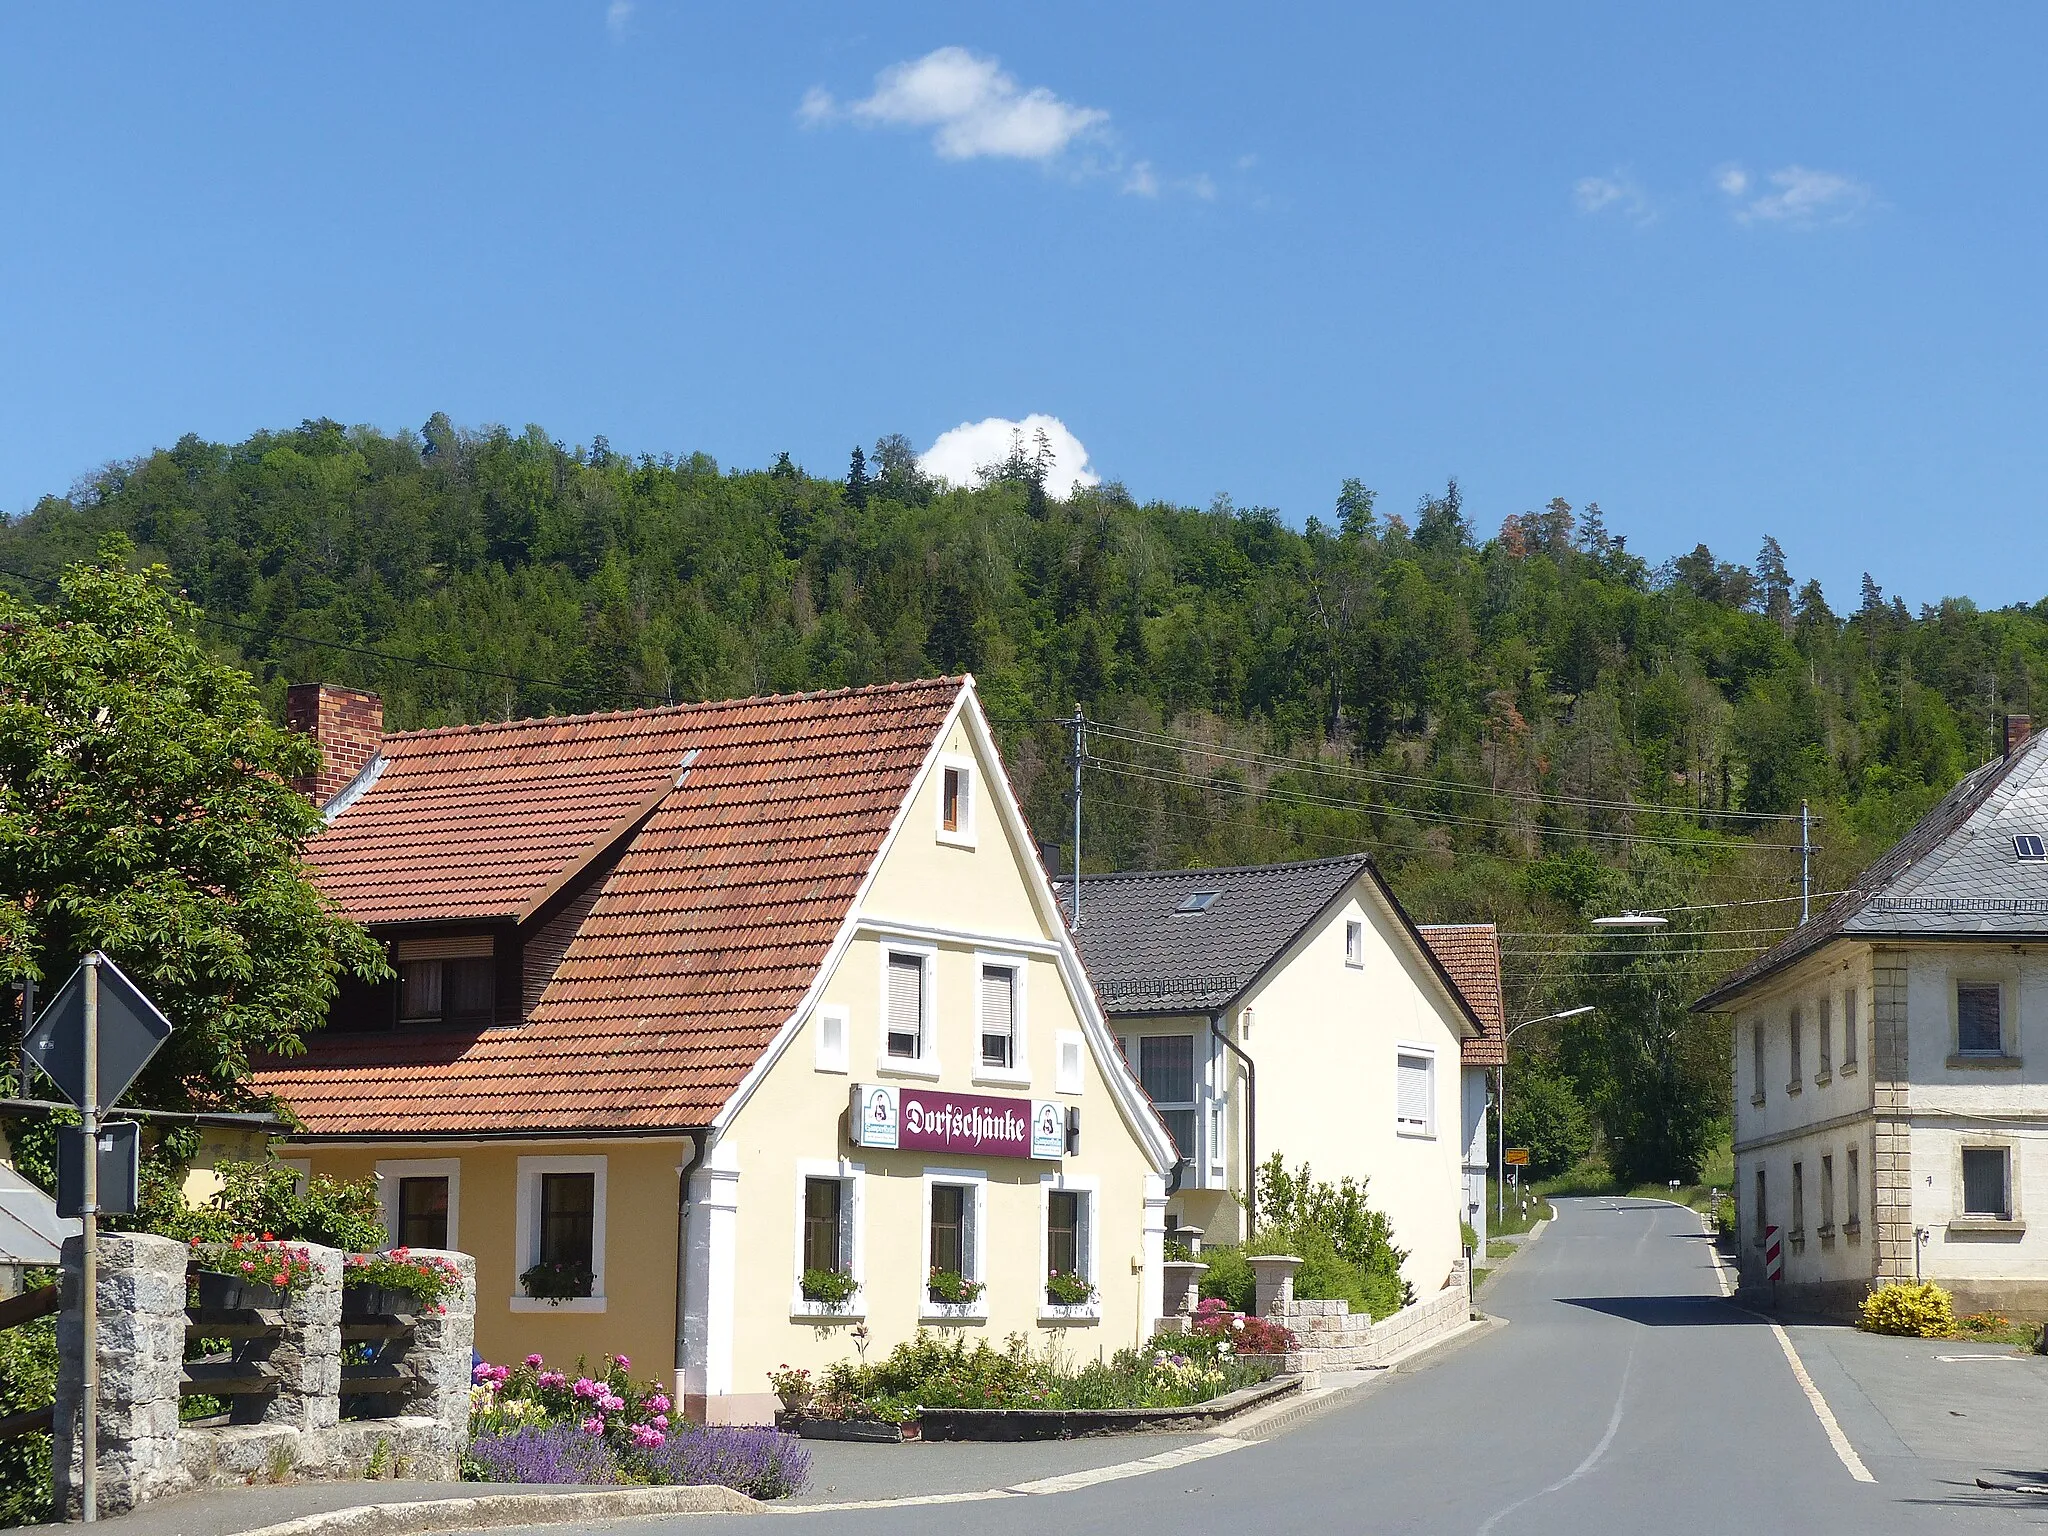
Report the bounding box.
[838,1178,854,1272]
[1056,1034,1083,1094]
[888,954,923,1054]
[962,1186,980,1281]
[1396,1053,1430,1129]
[1078,1191,1092,1282]
[980,966,1014,1066]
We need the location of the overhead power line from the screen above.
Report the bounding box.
[1086,755,1805,854]
[1086,718,1817,824]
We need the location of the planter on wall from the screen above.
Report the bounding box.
[341,1284,415,1318]
[190,1270,285,1312]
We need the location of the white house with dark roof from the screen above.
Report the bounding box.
[1058,855,1481,1295]
[1697,717,2048,1318]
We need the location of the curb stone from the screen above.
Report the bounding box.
[217,1486,759,1536]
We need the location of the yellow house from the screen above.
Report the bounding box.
[1059,858,1482,1294]
[256,678,1177,1423]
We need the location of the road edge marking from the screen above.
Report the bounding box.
[1763,1317,1876,1483]
[774,1437,1246,1514]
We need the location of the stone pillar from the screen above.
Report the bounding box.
[406,1249,478,1441]
[268,1243,343,1432]
[1247,1254,1302,1317]
[1161,1260,1208,1316]
[55,1232,189,1518]
[1871,953,1915,1281]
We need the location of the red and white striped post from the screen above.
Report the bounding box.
[1764,1223,1783,1290]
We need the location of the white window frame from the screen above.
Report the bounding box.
[1954,1138,2022,1227]
[1344,919,1364,968]
[512,1154,608,1313]
[375,1157,461,1252]
[1130,1031,1202,1172]
[935,753,977,849]
[1055,1030,1086,1095]
[814,1003,850,1074]
[1840,986,1859,1071]
[1038,1172,1101,1324]
[791,1157,866,1320]
[877,941,940,1079]
[971,949,1029,1086]
[920,1167,989,1322]
[1395,1044,1437,1138]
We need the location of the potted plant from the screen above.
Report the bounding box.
[1044,1269,1096,1307]
[188,1235,316,1311]
[520,1259,596,1304]
[799,1268,859,1311]
[767,1364,815,1418]
[343,1247,464,1317]
[926,1268,985,1307]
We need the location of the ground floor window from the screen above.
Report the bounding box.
[400,1176,449,1249]
[376,1158,459,1252]
[1961,1146,2012,1220]
[923,1173,985,1311]
[515,1155,606,1308]
[1043,1183,1096,1309]
[1791,1161,1805,1235]
[1846,1148,1861,1232]
[1819,1155,1835,1235]
[804,1177,844,1274]
[1754,1167,1768,1243]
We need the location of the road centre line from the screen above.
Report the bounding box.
[1474,1350,1634,1536]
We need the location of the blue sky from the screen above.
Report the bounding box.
[4,5,2045,609]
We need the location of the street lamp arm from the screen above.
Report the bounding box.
[1504,1004,1595,1043]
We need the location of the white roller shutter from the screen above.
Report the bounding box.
[1396,1052,1433,1133]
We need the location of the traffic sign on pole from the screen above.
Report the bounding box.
[1504,1147,1531,1167]
[23,954,172,1112]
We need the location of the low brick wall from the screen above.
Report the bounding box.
[1274,1260,1471,1374]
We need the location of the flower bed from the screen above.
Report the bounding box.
[774,1326,1285,1430]
[464,1351,808,1500]
[188,1234,317,1308]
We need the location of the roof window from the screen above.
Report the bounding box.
[2014,833,2045,861]
[1176,890,1222,914]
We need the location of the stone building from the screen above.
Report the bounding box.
[1696,717,2048,1318]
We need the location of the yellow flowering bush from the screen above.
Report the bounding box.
[1858,1281,1955,1337]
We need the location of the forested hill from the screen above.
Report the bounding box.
[6,414,2046,1018]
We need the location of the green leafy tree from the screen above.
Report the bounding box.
[1501,1056,1595,1178]
[0,545,388,1112]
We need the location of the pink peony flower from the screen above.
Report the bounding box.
[572,1378,599,1399]
[628,1423,664,1449]
[524,1354,544,1368]
[474,1363,493,1382]
[599,1393,625,1413]
[614,1354,630,1370]
[581,1417,604,1435]
[646,1393,671,1414]
[537,1371,567,1390]
[651,1414,668,1430]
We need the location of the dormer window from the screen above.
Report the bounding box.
[397,936,496,1028]
[935,755,976,846]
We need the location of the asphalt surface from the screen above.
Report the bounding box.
[481,1196,2048,1534]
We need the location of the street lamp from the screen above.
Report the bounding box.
[1590,912,1669,928]
[1497,1005,1595,1225]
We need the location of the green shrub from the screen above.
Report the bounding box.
[1859,1282,1955,1338]
[143,1160,386,1252]
[1196,1246,1254,1312]
[1501,1061,1596,1178]
[0,1272,57,1527]
[1244,1155,1413,1318]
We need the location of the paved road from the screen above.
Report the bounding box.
[507,1197,2048,1534]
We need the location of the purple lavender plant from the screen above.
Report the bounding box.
[464,1424,621,1485]
[631,1426,811,1499]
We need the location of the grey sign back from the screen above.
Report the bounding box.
[23,954,174,1110]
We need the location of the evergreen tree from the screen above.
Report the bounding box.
[845,445,869,511]
[770,451,799,480]
[1755,535,1793,634]
[1334,478,1377,541]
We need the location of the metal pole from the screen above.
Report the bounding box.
[15,977,31,1099]
[1800,799,1811,925]
[1069,704,1083,929]
[81,954,100,1524]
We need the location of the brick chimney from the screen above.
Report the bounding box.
[2006,714,2032,758]
[286,683,384,805]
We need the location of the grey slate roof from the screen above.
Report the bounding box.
[1696,729,2048,1011]
[0,1163,75,1267]
[1056,855,1481,1040]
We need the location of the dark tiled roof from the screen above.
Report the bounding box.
[256,678,965,1134]
[1695,729,2048,1011]
[1419,925,1505,1066]
[1056,856,1374,1013]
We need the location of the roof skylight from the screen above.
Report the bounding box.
[1176,890,1222,913]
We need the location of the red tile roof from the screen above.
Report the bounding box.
[257,678,966,1136]
[1418,924,1505,1066]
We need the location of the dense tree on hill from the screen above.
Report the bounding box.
[8,416,2048,1175]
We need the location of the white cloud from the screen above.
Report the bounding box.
[803,47,1107,162]
[605,0,632,37]
[1724,164,1874,226]
[1123,160,1159,197]
[920,415,1100,500]
[1573,172,1653,224]
[1184,172,1217,200]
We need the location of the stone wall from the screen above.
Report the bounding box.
[54,1235,474,1517]
[1272,1260,1471,1374]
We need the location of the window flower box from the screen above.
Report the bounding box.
[521,1259,596,1304]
